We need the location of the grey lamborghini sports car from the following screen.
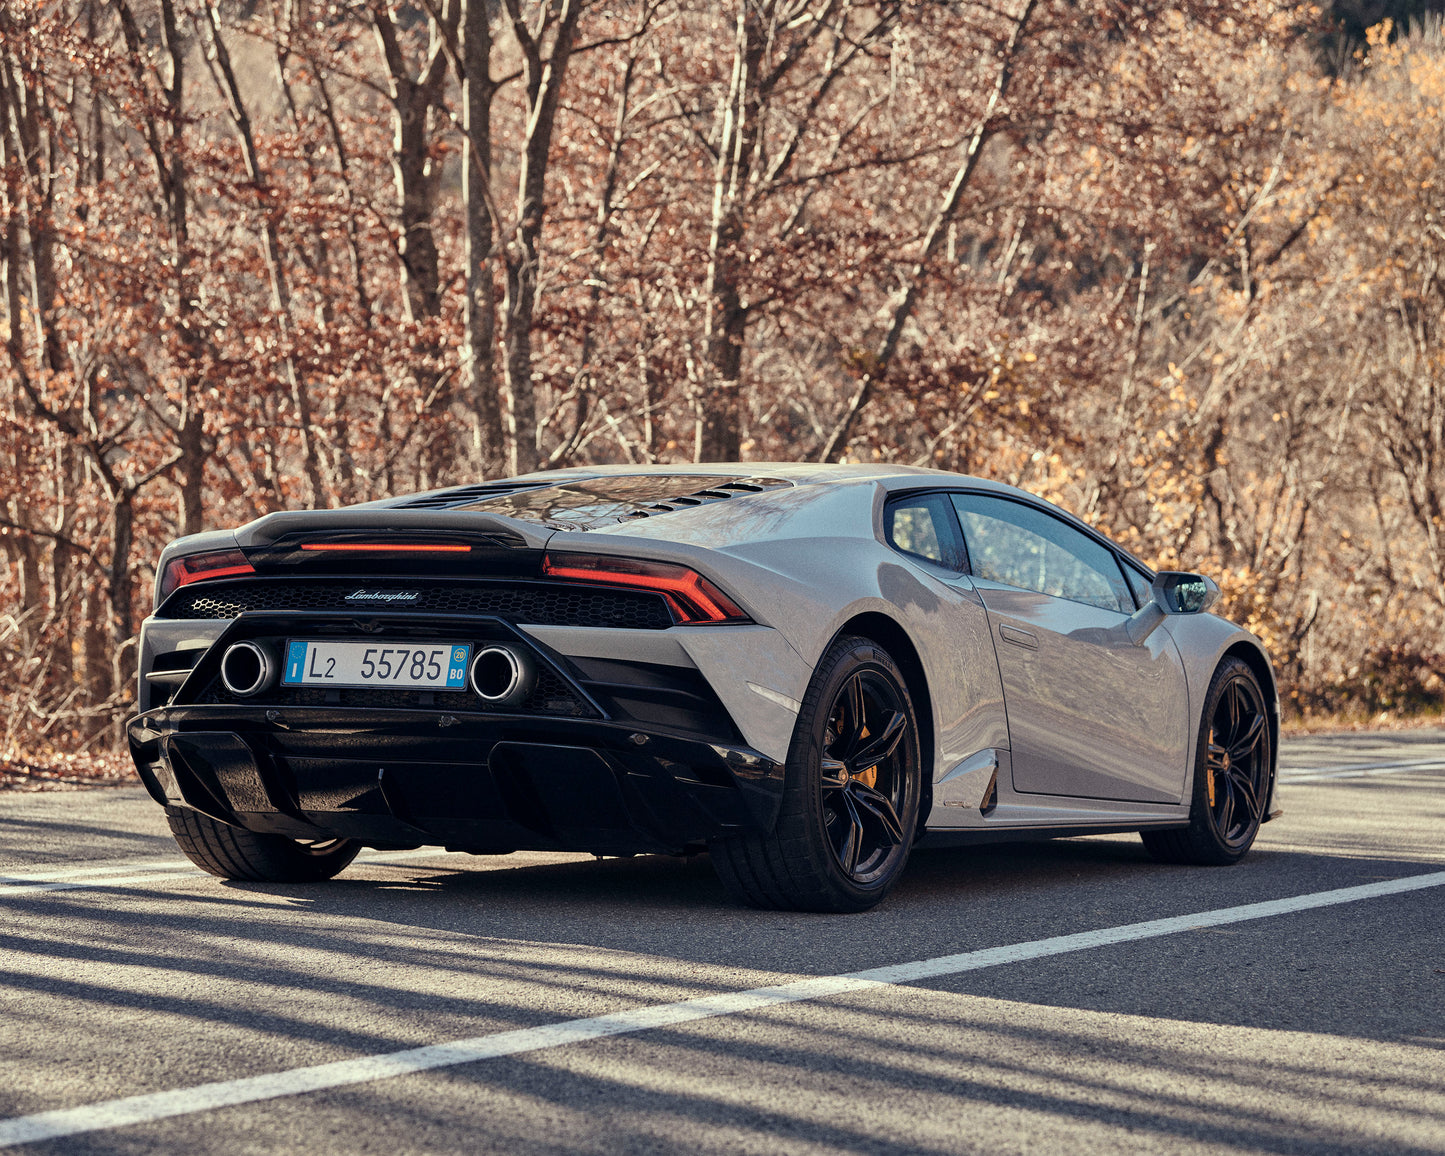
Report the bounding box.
[128,464,1280,911]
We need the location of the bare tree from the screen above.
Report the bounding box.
[496,0,584,474]
[201,2,329,507]
[372,0,456,324]
[459,0,503,471]
[818,0,1036,462]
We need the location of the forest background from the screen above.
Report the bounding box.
[3,0,1444,771]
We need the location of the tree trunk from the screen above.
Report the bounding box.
[372,0,454,325]
[461,0,502,474]
[177,410,207,536]
[48,537,75,690]
[500,0,582,476]
[109,492,136,699]
[697,2,763,462]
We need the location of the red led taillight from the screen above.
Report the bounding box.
[299,543,472,553]
[158,549,255,601]
[541,552,749,624]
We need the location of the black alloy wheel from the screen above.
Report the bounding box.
[818,668,912,884]
[709,635,922,912]
[1142,657,1273,866]
[1204,671,1271,849]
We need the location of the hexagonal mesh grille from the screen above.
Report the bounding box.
[162,580,673,630]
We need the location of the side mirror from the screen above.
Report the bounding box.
[1152,571,1221,615]
[1124,570,1220,647]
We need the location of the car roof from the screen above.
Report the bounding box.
[497,464,1154,574]
[381,463,1031,526]
[512,461,945,484]
[408,461,1032,496]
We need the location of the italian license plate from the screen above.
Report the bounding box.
[282,640,470,690]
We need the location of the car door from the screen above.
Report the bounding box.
[881,491,1013,809]
[947,491,1189,804]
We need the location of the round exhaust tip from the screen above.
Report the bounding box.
[469,645,535,706]
[220,641,273,698]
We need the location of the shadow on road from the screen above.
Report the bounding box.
[5,776,1444,1154]
[4,833,1444,1153]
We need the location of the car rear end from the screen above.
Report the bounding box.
[129,491,790,859]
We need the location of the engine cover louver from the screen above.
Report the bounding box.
[395,481,554,511]
[388,474,792,528]
[616,477,792,520]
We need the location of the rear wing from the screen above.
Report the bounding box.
[232,508,556,552]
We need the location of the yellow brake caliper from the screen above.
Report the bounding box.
[856,724,878,789]
[1206,728,1217,807]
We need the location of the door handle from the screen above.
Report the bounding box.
[998,623,1038,650]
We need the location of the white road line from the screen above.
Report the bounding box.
[0,872,212,898]
[3,869,1443,1148]
[0,860,195,883]
[1279,757,1445,783]
[0,849,463,898]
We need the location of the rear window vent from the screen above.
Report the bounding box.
[396,481,553,511]
[619,478,791,520]
[395,473,794,529]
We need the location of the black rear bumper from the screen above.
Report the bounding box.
[128,706,783,856]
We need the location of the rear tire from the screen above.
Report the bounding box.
[710,635,922,912]
[1142,657,1272,866]
[166,808,360,882]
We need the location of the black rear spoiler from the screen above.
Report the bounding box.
[233,509,556,552]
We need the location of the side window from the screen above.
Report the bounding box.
[885,494,964,570]
[949,493,1132,614]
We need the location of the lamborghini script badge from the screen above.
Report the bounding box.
[344,590,420,603]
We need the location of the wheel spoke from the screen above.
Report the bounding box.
[846,711,906,775]
[1224,682,1242,743]
[849,781,905,846]
[1228,768,1262,821]
[837,792,865,875]
[823,800,847,861]
[1229,711,1265,763]
[839,674,867,759]
[1217,777,1235,833]
[819,757,849,790]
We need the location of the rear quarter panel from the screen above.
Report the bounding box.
[578,481,1011,788]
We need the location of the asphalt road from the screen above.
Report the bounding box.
[1,729,1443,1154]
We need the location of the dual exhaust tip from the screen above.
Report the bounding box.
[218,641,273,698]
[218,641,535,707]
[465,645,535,706]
